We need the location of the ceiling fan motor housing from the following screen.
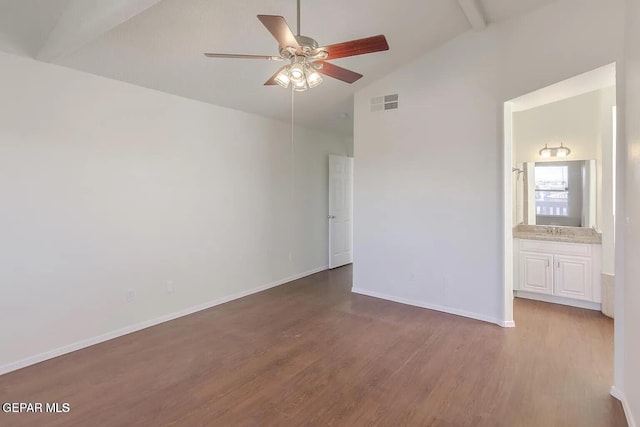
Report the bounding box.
[280,35,326,60]
[294,35,318,50]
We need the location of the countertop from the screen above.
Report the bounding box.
[513,224,602,244]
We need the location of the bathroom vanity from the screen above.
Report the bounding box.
[513,225,602,310]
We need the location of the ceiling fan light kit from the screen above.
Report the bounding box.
[203,1,389,91]
[275,57,323,91]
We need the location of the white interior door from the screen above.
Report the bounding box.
[329,155,353,269]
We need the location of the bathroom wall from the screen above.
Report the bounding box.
[513,86,616,273]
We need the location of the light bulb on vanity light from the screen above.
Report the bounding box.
[556,143,570,157]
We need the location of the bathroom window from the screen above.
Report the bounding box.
[524,160,589,227]
[535,165,569,217]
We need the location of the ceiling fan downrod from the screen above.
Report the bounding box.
[296,0,301,36]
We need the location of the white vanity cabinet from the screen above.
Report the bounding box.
[519,252,554,295]
[514,239,601,309]
[554,255,593,300]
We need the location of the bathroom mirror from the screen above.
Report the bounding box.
[519,160,596,227]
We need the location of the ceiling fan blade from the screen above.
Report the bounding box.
[317,62,363,84]
[318,35,389,60]
[257,15,300,49]
[204,53,282,60]
[264,65,288,85]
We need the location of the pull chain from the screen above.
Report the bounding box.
[290,86,295,262]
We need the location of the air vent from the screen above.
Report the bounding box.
[370,94,399,112]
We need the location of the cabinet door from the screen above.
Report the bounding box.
[554,255,592,300]
[519,252,554,295]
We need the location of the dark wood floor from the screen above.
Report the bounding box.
[0,265,627,426]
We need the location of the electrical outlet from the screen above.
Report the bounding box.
[166,280,174,294]
[125,288,136,303]
[288,253,293,262]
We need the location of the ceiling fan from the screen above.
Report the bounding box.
[203,0,389,91]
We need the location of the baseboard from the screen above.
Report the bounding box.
[611,385,625,401]
[351,287,505,327]
[0,265,328,376]
[514,291,602,311]
[611,386,637,427]
[601,273,615,318]
[500,320,516,328]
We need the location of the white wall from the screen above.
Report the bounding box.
[353,0,625,325]
[623,0,640,424]
[0,51,350,371]
[514,88,608,164]
[512,87,616,272]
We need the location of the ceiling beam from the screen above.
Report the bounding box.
[457,0,487,31]
[36,0,163,62]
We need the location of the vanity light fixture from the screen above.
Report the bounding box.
[539,143,571,158]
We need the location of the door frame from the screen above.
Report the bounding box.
[502,101,516,327]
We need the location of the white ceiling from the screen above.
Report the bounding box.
[0,0,70,56]
[510,63,616,112]
[0,0,558,135]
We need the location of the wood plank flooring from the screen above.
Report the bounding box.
[0,265,627,426]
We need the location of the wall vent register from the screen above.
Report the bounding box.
[370,94,399,112]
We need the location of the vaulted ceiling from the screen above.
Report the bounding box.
[0,0,558,135]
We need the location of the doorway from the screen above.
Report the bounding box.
[504,63,617,321]
[502,61,621,405]
[503,64,616,326]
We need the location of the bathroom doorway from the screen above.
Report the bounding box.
[502,61,620,409]
[504,63,617,319]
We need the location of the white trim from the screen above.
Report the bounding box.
[500,320,516,328]
[611,385,625,400]
[611,386,637,427]
[514,291,602,311]
[351,287,506,327]
[0,265,328,376]
[502,101,515,328]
